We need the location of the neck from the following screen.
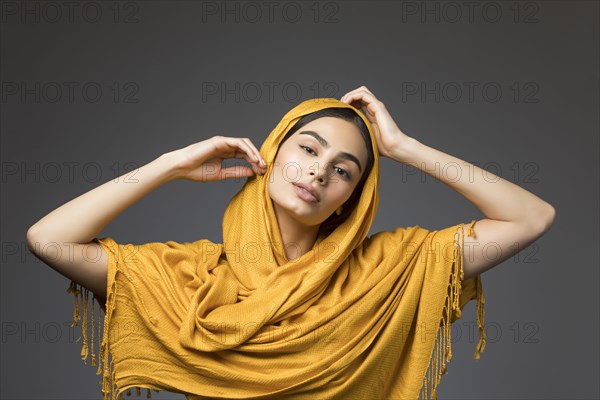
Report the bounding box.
[271,203,320,261]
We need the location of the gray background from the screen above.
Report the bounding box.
[2,1,598,399]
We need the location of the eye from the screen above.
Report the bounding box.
[300,145,316,155]
[334,166,349,178]
[299,145,351,180]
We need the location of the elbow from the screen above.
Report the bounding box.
[26,226,39,253]
[543,203,556,231]
[534,202,556,234]
[26,225,47,254]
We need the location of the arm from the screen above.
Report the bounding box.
[341,86,556,280]
[26,153,181,298]
[392,137,555,279]
[26,136,267,299]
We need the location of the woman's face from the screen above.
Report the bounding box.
[268,116,369,228]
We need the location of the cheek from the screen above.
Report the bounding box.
[267,156,295,197]
[333,184,355,204]
[272,154,306,184]
[344,179,361,200]
[322,180,354,207]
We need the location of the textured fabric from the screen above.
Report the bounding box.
[67,98,486,400]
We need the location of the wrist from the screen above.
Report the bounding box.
[390,136,423,164]
[155,151,185,182]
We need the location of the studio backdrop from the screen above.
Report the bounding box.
[1,1,598,399]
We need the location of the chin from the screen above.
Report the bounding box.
[281,201,325,226]
[270,197,323,227]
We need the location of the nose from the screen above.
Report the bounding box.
[309,162,327,184]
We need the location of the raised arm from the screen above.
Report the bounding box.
[26,154,179,299]
[341,86,556,280]
[26,136,267,300]
[391,137,555,279]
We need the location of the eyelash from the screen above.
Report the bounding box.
[299,145,350,179]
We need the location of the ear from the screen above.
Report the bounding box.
[335,206,343,216]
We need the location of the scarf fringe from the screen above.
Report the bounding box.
[67,277,122,400]
[67,280,160,400]
[419,220,487,399]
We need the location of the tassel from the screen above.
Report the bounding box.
[136,387,141,396]
[81,288,89,363]
[466,220,487,360]
[91,296,96,367]
[459,219,488,360]
[97,302,103,376]
[101,362,109,399]
[67,282,81,328]
[441,306,448,375]
[467,219,477,238]
[100,263,119,400]
[111,363,117,396]
[444,281,452,364]
[433,329,438,388]
[146,388,152,398]
[474,275,487,360]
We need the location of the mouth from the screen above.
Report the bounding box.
[292,182,320,203]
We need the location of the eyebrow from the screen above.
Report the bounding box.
[298,130,363,173]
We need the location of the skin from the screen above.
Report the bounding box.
[26,85,555,302]
[267,117,369,261]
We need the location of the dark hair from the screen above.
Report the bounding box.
[275,107,375,238]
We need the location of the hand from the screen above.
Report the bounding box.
[169,136,267,182]
[340,86,412,159]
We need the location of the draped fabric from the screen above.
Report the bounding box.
[67,98,486,400]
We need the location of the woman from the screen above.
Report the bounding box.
[27,86,555,400]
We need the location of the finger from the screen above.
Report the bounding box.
[343,94,372,116]
[241,138,265,166]
[237,138,266,169]
[234,138,258,163]
[220,137,258,165]
[229,149,266,173]
[224,149,265,174]
[346,95,383,119]
[341,85,370,96]
[340,86,372,101]
[219,165,255,180]
[346,85,373,94]
[232,137,259,164]
[342,90,377,106]
[341,94,366,108]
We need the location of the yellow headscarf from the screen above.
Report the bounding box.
[67,98,486,400]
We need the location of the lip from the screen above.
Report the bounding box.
[293,182,320,203]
